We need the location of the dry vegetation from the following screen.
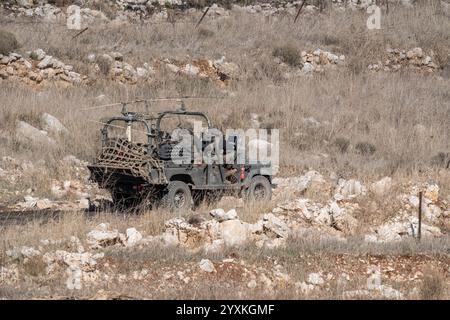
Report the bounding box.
[1,4,449,179]
[1,2,450,300]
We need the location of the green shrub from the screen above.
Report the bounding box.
[355,141,377,156]
[197,27,215,38]
[96,55,112,76]
[333,137,350,154]
[420,269,445,300]
[0,30,19,55]
[272,45,302,67]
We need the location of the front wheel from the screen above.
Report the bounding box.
[243,176,272,202]
[161,181,193,211]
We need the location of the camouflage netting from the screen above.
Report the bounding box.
[95,139,167,183]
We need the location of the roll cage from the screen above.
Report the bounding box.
[100,110,212,153]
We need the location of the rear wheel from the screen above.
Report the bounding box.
[244,176,272,202]
[161,181,193,211]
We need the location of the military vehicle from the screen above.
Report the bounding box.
[87,100,275,210]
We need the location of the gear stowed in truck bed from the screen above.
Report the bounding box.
[91,138,167,184]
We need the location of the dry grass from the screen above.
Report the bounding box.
[419,266,447,300]
[0,29,19,55]
[0,6,448,177]
[1,222,448,299]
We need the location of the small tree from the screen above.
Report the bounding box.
[0,30,19,55]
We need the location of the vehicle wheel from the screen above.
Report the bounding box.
[244,176,272,202]
[161,181,193,211]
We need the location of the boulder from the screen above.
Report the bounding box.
[199,259,216,273]
[16,121,56,145]
[86,223,124,249]
[219,219,248,246]
[41,113,68,134]
[136,67,148,78]
[424,184,439,202]
[335,179,366,200]
[37,55,54,69]
[166,63,180,73]
[36,198,52,210]
[262,213,290,238]
[29,49,46,61]
[210,208,238,222]
[370,177,392,196]
[125,228,143,247]
[183,64,199,76]
[162,218,218,249]
[307,272,324,285]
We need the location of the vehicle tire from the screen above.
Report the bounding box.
[243,176,272,202]
[161,181,193,211]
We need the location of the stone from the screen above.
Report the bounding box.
[424,184,439,202]
[78,198,90,210]
[183,64,199,76]
[136,67,148,78]
[166,63,180,73]
[307,272,324,285]
[296,281,315,295]
[16,121,56,145]
[199,259,215,273]
[36,198,52,210]
[370,177,392,196]
[66,265,82,290]
[16,0,34,8]
[210,208,238,222]
[219,219,248,246]
[29,49,46,61]
[342,290,370,299]
[203,239,225,253]
[41,113,68,134]
[247,279,257,288]
[37,55,54,69]
[87,53,96,63]
[86,223,124,249]
[379,285,404,299]
[335,179,366,200]
[371,219,442,242]
[333,212,358,235]
[125,228,143,247]
[215,61,239,79]
[110,52,124,62]
[412,47,423,58]
[262,213,290,238]
[302,62,314,73]
[6,246,40,260]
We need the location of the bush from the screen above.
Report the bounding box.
[0,30,19,55]
[197,27,215,38]
[333,137,350,154]
[96,55,113,76]
[420,269,445,300]
[355,141,377,156]
[272,45,302,67]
